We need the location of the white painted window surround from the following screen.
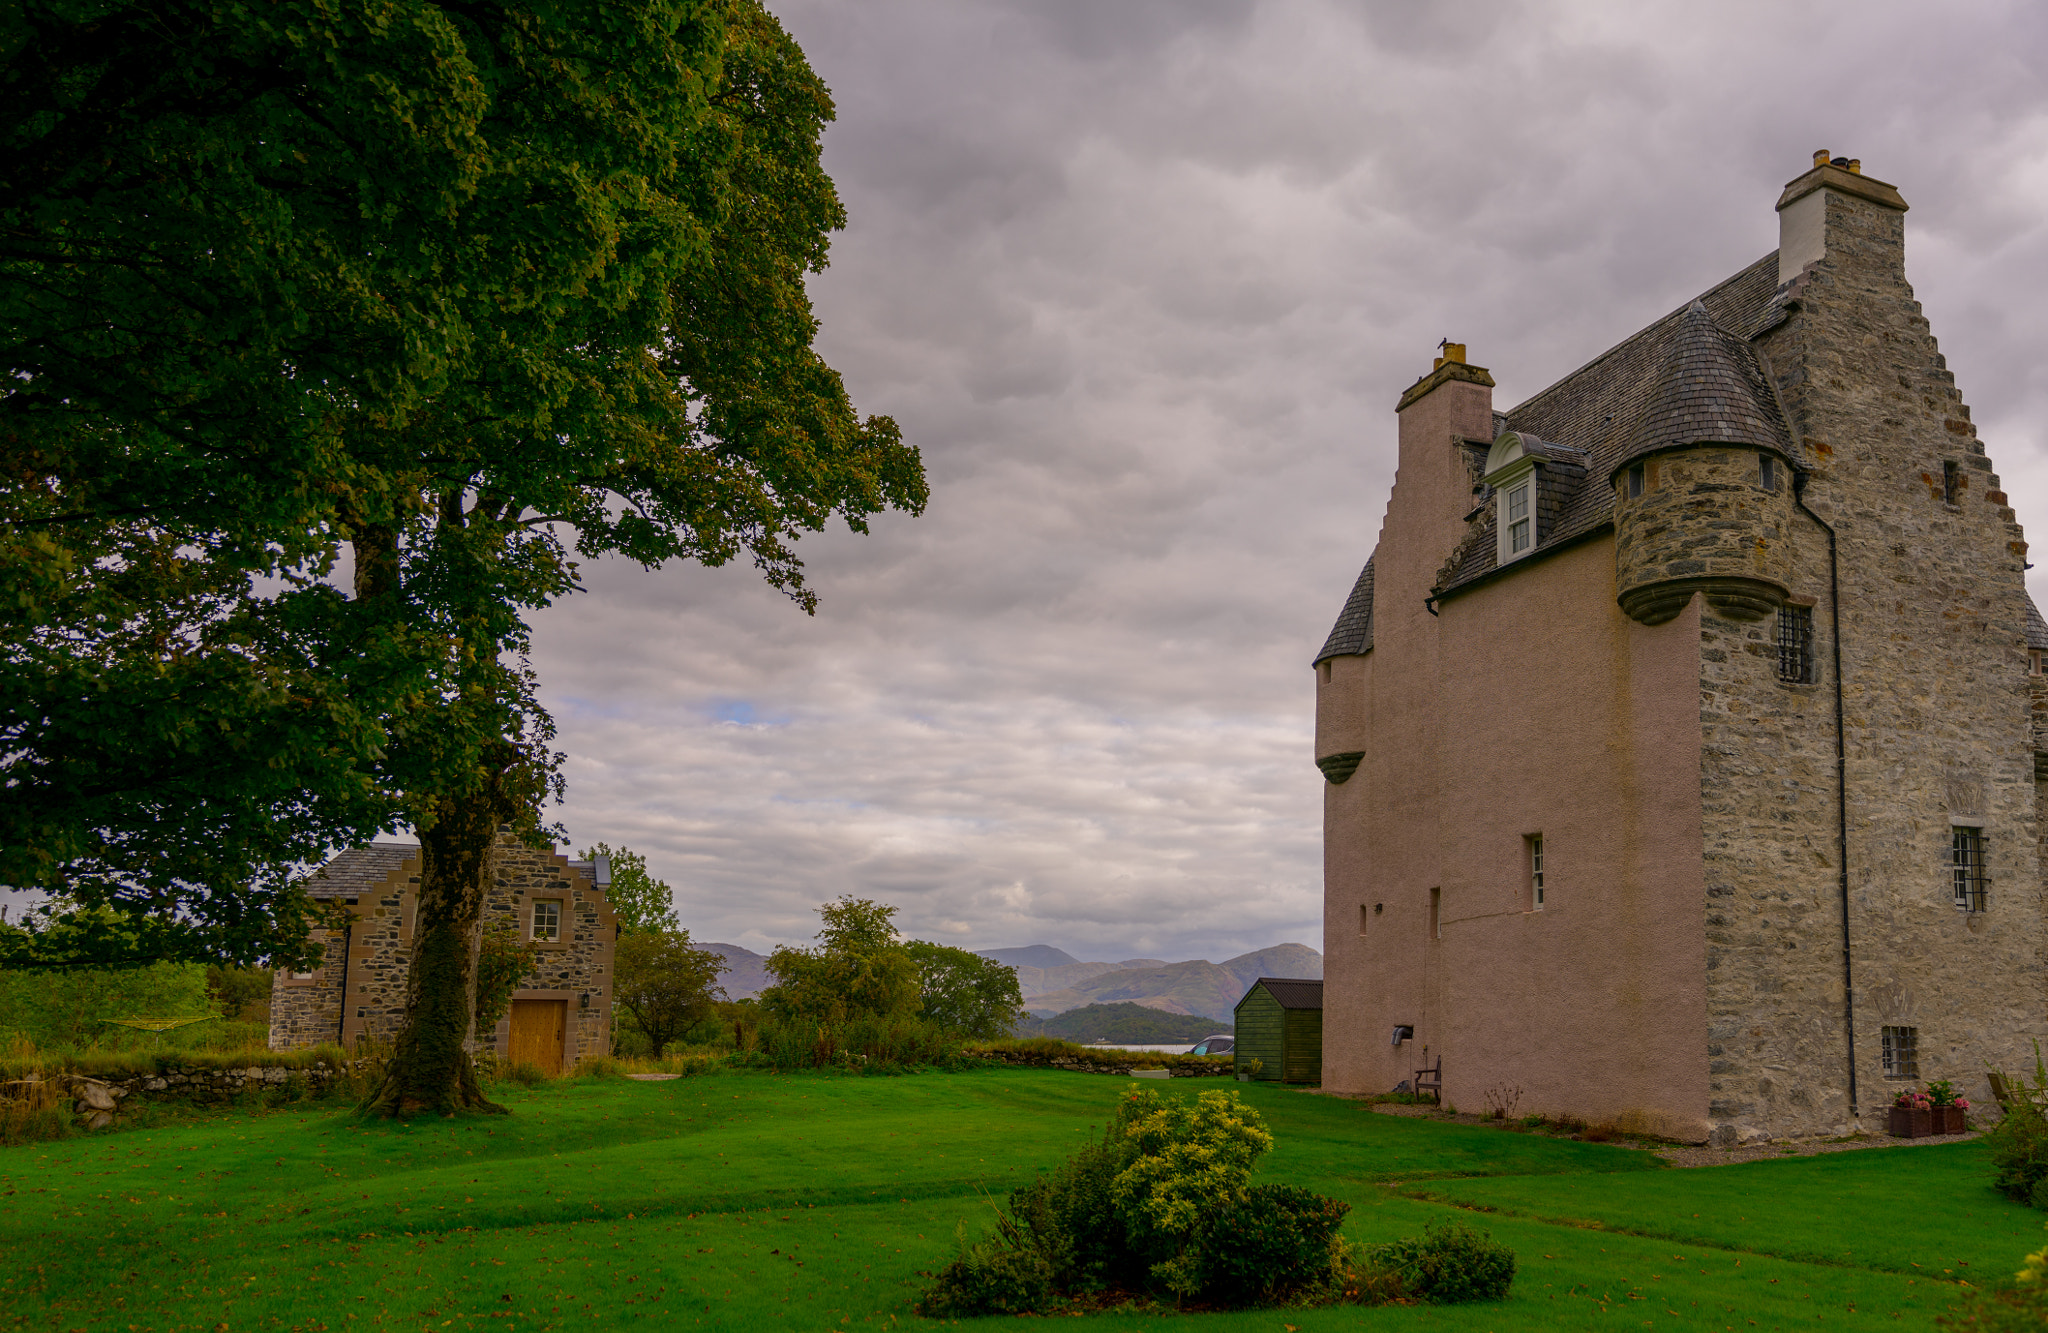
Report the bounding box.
[1482,432,1541,567]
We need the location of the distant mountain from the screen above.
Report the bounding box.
[1021,1003,1224,1044]
[700,943,772,1001]
[1021,944,1322,1022]
[976,945,1082,969]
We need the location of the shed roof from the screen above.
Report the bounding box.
[1238,977,1323,1011]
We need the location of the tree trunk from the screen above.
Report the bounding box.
[359,784,511,1118]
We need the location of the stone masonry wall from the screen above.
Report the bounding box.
[273,836,617,1063]
[1719,178,2048,1140]
[1695,468,1840,1144]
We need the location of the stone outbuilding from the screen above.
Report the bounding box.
[1313,153,2048,1145]
[268,833,618,1074]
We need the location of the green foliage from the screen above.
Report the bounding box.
[906,941,1024,1038]
[0,962,216,1048]
[1198,1184,1351,1307]
[205,967,274,1024]
[1988,1045,2048,1208]
[577,844,677,933]
[921,1217,1057,1318]
[472,920,541,1042]
[1358,1218,1516,1304]
[762,897,920,1026]
[613,929,728,1054]
[919,1085,1362,1313]
[1023,1002,1221,1045]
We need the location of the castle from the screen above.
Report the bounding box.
[1313,153,2048,1145]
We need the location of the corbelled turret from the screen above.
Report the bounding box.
[1610,300,1797,626]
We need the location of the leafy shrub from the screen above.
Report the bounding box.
[920,1217,1056,1318]
[1199,1184,1350,1306]
[572,1055,625,1080]
[917,1087,1364,1315]
[0,963,217,1048]
[1361,1219,1516,1304]
[1989,1049,2048,1209]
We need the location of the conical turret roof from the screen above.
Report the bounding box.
[1612,300,1789,476]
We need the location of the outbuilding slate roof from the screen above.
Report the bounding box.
[1313,557,1375,665]
[303,843,419,900]
[1433,252,1797,598]
[1239,977,1323,1010]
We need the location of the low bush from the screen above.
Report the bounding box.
[1987,1048,2048,1209]
[917,1086,1416,1316]
[1358,1219,1516,1304]
[1199,1185,1350,1307]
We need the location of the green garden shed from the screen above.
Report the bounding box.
[1233,977,1322,1084]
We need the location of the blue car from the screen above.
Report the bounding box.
[1187,1034,1234,1056]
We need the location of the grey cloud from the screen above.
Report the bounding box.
[526,0,2048,963]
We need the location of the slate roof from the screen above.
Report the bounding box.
[1242,977,1323,1010]
[1313,557,1374,665]
[1433,252,1796,597]
[2028,596,2048,650]
[303,843,419,900]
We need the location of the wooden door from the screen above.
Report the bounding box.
[508,999,567,1074]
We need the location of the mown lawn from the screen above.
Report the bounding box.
[0,1068,2034,1331]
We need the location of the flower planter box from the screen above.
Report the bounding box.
[1889,1106,1936,1138]
[1933,1106,1969,1135]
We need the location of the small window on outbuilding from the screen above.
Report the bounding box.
[532,899,563,942]
[1881,1026,1919,1079]
[1777,606,1814,683]
[1951,827,1987,912]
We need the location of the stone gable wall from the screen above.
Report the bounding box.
[1710,182,2048,1143]
[270,837,617,1063]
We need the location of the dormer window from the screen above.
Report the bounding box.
[1504,480,1532,554]
[1483,430,1553,567]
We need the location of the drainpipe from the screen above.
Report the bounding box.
[1794,475,1858,1124]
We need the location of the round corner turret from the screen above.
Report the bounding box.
[1612,446,1795,626]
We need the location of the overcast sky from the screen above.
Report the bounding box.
[520,0,2048,964]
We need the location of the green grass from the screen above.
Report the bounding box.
[0,1068,2033,1331]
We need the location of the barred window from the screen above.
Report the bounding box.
[532,899,562,942]
[1777,606,1814,683]
[1881,1025,1919,1079]
[1952,827,1987,912]
[1528,834,1545,909]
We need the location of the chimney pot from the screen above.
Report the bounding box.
[1433,341,1467,370]
[1847,159,1861,175]
[1813,148,1830,167]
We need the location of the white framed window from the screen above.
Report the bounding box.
[1504,480,1532,555]
[1528,834,1545,910]
[1881,1025,1919,1079]
[532,899,563,942]
[1482,432,1542,566]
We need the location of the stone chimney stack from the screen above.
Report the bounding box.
[1776,149,1909,287]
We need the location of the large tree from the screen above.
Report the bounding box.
[3,1,924,1112]
[342,1,924,1115]
[0,0,720,963]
